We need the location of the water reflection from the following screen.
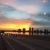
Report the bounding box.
[4,32,29,35]
[4,32,50,36]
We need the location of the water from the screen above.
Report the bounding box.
[3,32,50,36]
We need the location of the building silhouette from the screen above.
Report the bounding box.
[0,27,50,36]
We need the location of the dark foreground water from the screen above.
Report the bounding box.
[0,32,50,50]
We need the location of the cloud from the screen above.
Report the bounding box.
[0,4,15,11]
[32,15,50,26]
[16,0,45,5]
[0,12,15,22]
[0,0,50,27]
[0,0,49,14]
[0,12,10,22]
[41,0,48,4]
[0,0,16,6]
[0,4,30,19]
[16,5,39,14]
[1,0,39,14]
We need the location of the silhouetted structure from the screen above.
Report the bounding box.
[29,27,32,35]
[17,29,21,33]
[0,27,50,36]
[32,28,34,36]
[23,28,26,35]
[39,30,43,35]
[44,29,49,35]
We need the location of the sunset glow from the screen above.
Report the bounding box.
[0,20,32,30]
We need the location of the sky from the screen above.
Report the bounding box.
[0,0,50,28]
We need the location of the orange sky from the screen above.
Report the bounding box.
[0,20,32,30]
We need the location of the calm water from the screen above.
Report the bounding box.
[2,32,50,36]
